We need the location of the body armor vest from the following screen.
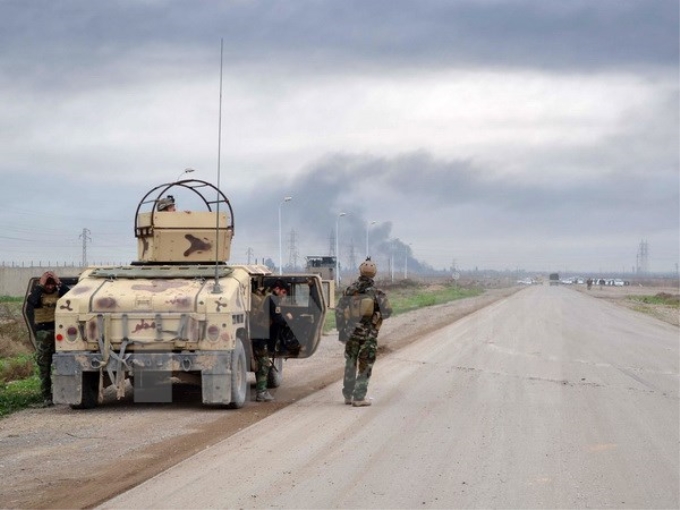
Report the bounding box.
[34,292,59,324]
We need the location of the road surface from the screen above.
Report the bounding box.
[101,285,679,509]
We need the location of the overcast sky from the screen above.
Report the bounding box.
[1,0,678,275]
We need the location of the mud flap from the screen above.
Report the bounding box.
[52,354,85,405]
[201,354,231,405]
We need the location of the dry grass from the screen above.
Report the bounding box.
[0,301,35,385]
[575,284,680,327]
[0,303,33,358]
[0,356,35,384]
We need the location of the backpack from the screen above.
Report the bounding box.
[348,292,376,319]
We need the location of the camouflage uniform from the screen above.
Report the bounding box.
[336,275,392,403]
[35,330,56,400]
[250,283,292,400]
[250,288,274,394]
[25,273,70,403]
[253,342,272,393]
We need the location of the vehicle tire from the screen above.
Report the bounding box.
[227,338,247,409]
[70,371,99,410]
[267,357,283,388]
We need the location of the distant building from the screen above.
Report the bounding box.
[305,255,336,281]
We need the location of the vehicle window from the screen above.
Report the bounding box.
[290,283,310,307]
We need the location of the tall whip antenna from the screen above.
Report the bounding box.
[212,38,224,293]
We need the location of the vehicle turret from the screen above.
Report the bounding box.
[134,179,234,264]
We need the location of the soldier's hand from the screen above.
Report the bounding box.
[39,271,61,286]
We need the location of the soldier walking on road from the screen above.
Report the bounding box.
[335,258,392,407]
[25,271,70,407]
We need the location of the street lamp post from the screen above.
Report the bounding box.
[278,196,292,275]
[390,239,395,283]
[404,243,412,279]
[335,212,347,287]
[176,168,195,181]
[365,220,376,259]
[390,250,394,283]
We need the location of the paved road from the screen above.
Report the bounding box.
[101,285,679,509]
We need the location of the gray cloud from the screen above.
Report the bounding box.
[0,0,677,272]
[2,0,677,90]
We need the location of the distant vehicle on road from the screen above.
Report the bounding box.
[549,273,560,286]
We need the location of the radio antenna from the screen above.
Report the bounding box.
[212,38,224,294]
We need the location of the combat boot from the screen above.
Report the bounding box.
[344,398,352,405]
[30,399,54,409]
[256,390,274,402]
[352,399,371,407]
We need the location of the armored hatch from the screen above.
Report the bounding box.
[134,179,234,264]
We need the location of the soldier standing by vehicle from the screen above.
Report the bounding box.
[336,258,392,407]
[252,280,295,402]
[25,271,70,406]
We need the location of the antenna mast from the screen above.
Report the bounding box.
[212,38,224,293]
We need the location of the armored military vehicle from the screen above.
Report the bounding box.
[29,179,327,409]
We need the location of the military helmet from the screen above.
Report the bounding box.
[359,257,377,278]
[157,195,175,211]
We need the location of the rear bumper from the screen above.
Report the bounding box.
[52,351,233,405]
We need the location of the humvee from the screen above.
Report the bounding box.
[25,179,328,409]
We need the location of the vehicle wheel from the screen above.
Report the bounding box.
[267,357,283,388]
[227,338,247,409]
[70,371,99,410]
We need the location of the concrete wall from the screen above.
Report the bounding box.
[0,265,83,297]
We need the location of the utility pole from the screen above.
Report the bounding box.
[329,229,336,256]
[79,228,92,267]
[348,239,357,271]
[636,240,649,275]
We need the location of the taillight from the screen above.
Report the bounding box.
[56,325,79,342]
[66,326,78,342]
[207,324,220,342]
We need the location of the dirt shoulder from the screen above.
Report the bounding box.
[572,284,679,327]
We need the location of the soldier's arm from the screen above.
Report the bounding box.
[25,286,43,332]
[58,284,71,298]
[376,291,393,319]
[269,297,290,326]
